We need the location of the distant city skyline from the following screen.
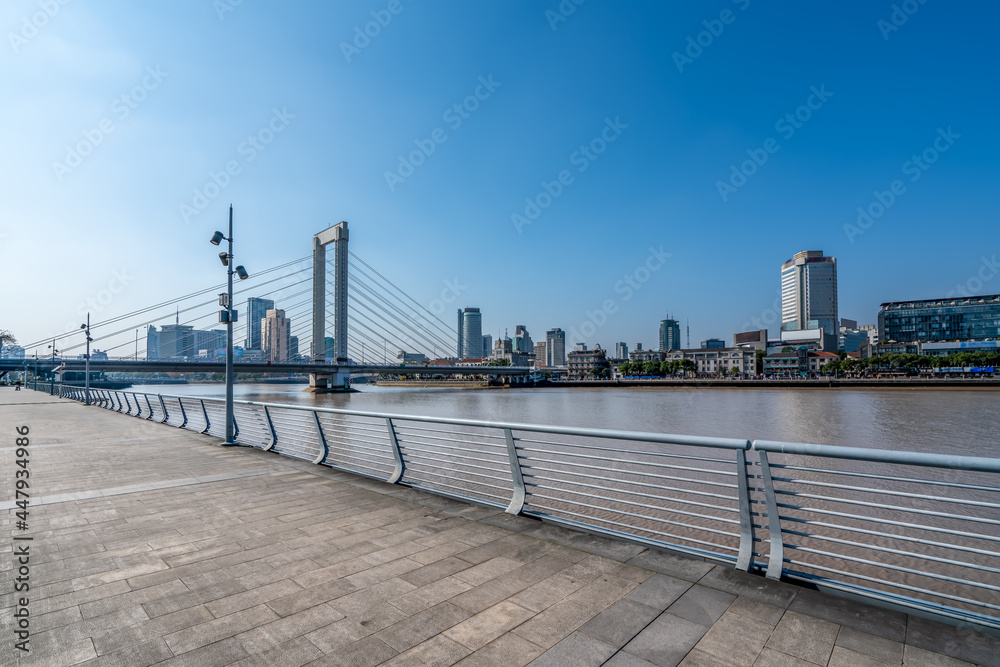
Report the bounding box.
[3,3,997,357]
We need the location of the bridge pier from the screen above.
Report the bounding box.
[305,370,354,393]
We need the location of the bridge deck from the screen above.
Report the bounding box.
[1,388,996,666]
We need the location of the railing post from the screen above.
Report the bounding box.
[200,400,210,434]
[135,393,142,417]
[159,395,169,423]
[312,411,328,464]
[735,447,755,572]
[385,418,404,484]
[263,406,277,451]
[145,395,154,420]
[177,398,188,429]
[123,393,131,414]
[504,428,526,515]
[757,450,785,580]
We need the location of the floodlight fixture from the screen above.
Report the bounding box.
[210,231,225,246]
[235,265,249,280]
[219,252,229,266]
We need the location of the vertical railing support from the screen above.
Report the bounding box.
[735,446,755,572]
[758,450,785,580]
[115,392,123,413]
[504,428,526,515]
[177,398,188,429]
[135,393,142,417]
[200,400,211,434]
[263,406,277,451]
[159,395,169,423]
[123,393,132,415]
[312,412,328,464]
[145,395,154,420]
[386,418,404,484]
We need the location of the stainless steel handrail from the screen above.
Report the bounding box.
[42,384,1000,635]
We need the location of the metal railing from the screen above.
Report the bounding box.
[47,385,1000,635]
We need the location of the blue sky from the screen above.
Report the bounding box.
[2,0,998,355]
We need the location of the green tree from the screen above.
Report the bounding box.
[0,329,16,347]
[755,349,765,374]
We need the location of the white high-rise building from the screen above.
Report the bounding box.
[780,250,838,337]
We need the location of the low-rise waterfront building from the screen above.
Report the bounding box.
[918,340,1000,356]
[664,347,757,376]
[567,345,610,379]
[397,351,430,364]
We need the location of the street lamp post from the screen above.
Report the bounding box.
[81,314,92,405]
[210,205,249,446]
[135,329,139,361]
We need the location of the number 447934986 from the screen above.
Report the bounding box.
[15,425,29,527]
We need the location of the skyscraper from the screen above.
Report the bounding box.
[615,342,628,359]
[546,328,566,367]
[461,307,483,359]
[513,325,533,353]
[145,325,160,360]
[482,334,493,355]
[780,250,838,337]
[262,309,291,362]
[659,318,681,351]
[457,309,464,359]
[246,297,275,350]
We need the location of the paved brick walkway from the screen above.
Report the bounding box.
[1,388,997,666]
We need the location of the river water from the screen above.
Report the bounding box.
[149,383,999,458]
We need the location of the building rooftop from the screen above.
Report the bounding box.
[880,294,1000,308]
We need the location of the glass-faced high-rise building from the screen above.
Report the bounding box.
[659,319,681,351]
[461,307,483,359]
[780,250,838,337]
[246,297,275,350]
[878,294,1000,343]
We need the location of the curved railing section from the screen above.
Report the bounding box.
[43,384,1000,635]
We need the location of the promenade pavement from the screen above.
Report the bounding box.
[1,387,997,666]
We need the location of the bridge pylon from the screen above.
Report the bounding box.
[307,221,352,393]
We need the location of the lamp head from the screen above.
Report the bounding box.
[219,252,229,267]
[235,265,249,280]
[80,324,86,329]
[210,231,225,246]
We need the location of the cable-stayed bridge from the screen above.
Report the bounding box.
[9,222,529,390]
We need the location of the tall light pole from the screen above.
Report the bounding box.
[135,329,139,361]
[210,205,249,446]
[80,314,92,405]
